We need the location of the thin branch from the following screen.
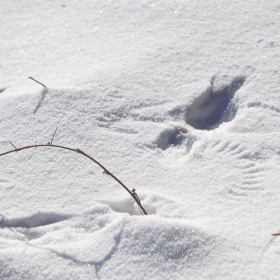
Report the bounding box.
[50,127,58,145]
[131,188,143,215]
[9,142,18,150]
[29,76,47,88]
[0,144,148,215]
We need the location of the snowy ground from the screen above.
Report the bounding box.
[1,0,280,279]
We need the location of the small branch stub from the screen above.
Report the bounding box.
[29,76,47,88]
[50,127,58,145]
[9,142,18,150]
[131,188,145,215]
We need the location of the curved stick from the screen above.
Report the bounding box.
[0,144,148,215]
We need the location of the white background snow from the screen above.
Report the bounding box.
[1,0,280,279]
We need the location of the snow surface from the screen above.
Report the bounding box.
[1,0,280,279]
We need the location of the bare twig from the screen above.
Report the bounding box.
[29,77,47,88]
[0,143,148,215]
[132,188,144,215]
[272,233,280,236]
[50,127,58,145]
[9,142,18,150]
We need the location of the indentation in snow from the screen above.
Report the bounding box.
[155,123,188,150]
[141,193,191,219]
[99,196,143,216]
[185,76,246,130]
[2,211,70,228]
[99,192,191,218]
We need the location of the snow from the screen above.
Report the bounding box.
[1,0,280,279]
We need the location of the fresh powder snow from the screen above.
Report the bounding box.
[1,0,280,279]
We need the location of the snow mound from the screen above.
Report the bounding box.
[106,217,218,279]
[99,192,191,219]
[0,201,219,279]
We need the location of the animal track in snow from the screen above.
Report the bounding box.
[97,101,167,129]
[209,139,267,199]
[210,139,241,155]
[232,164,266,197]
[155,124,189,150]
[185,76,246,130]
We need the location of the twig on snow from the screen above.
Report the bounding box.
[29,76,47,88]
[9,142,18,150]
[47,127,58,145]
[0,141,148,215]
